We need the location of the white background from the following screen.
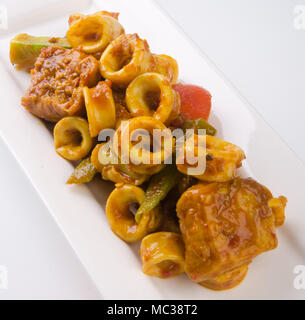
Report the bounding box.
[0,0,304,299]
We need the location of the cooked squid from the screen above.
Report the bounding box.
[106,184,162,242]
[83,80,116,137]
[176,134,245,182]
[54,116,92,161]
[67,12,124,54]
[100,34,155,87]
[91,143,150,186]
[140,232,185,278]
[153,54,179,84]
[112,116,173,175]
[126,72,180,125]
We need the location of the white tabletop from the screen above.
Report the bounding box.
[0,0,304,299]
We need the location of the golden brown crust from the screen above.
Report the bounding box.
[21,47,100,122]
[177,178,286,285]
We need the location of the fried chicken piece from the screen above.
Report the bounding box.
[21,46,100,122]
[176,178,287,290]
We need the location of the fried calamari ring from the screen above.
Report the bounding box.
[140,232,185,278]
[200,264,249,290]
[176,134,245,182]
[113,116,173,175]
[106,184,161,242]
[83,80,116,137]
[67,12,124,53]
[54,117,92,161]
[100,34,155,87]
[153,54,179,84]
[102,165,150,186]
[91,143,150,185]
[126,72,180,125]
[68,11,120,27]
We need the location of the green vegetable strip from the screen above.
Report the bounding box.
[66,157,97,185]
[182,118,217,136]
[10,33,71,68]
[135,166,181,224]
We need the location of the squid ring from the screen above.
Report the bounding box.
[126,72,180,125]
[67,13,124,54]
[113,116,173,175]
[83,80,116,138]
[91,143,150,185]
[91,143,107,172]
[100,34,155,87]
[176,134,245,182]
[140,232,185,279]
[153,54,179,84]
[54,116,92,161]
[200,264,249,291]
[106,184,161,242]
[102,165,150,186]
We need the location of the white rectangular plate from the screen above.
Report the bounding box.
[0,0,304,299]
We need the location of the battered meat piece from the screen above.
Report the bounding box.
[176,178,287,290]
[21,46,100,122]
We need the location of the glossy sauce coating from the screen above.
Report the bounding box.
[177,178,286,288]
[106,184,161,242]
[83,79,116,137]
[140,232,185,279]
[22,47,100,122]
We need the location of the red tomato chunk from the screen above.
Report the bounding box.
[174,83,212,120]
